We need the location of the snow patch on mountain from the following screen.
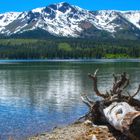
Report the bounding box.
[123,11,140,29]
[0,2,140,38]
[0,12,21,26]
[32,7,45,13]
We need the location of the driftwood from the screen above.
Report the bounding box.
[81,69,140,140]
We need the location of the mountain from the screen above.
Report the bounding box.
[0,2,140,39]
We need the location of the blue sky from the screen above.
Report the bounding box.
[0,0,140,13]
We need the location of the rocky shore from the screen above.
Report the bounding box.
[28,121,117,140]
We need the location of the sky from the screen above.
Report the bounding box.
[0,0,140,13]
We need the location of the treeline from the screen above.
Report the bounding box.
[0,38,140,59]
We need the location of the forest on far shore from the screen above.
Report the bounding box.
[0,38,140,59]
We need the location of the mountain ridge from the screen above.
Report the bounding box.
[0,2,140,39]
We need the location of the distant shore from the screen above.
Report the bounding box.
[0,58,140,63]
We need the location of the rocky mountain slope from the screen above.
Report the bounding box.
[0,2,140,39]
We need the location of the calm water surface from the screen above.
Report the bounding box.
[0,59,140,140]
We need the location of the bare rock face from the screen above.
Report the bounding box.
[79,21,93,30]
[0,2,140,39]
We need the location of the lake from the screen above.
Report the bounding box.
[0,59,140,140]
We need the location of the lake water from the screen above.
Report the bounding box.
[0,59,140,140]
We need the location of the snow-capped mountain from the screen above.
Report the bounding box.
[0,2,140,39]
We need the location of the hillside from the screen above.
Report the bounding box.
[0,2,140,40]
[0,38,140,59]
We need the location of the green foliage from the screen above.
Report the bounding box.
[105,54,130,59]
[0,39,38,45]
[0,38,140,59]
[58,43,72,51]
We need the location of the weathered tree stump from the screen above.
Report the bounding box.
[81,69,140,140]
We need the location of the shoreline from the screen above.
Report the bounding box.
[28,121,117,140]
[0,58,140,63]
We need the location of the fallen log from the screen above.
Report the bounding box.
[104,102,140,139]
[81,70,140,140]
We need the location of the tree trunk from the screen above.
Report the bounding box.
[81,70,140,139]
[103,102,140,139]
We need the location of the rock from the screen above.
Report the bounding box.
[28,122,116,140]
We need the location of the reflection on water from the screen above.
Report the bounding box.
[0,60,139,139]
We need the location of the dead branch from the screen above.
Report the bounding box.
[88,69,108,99]
[113,74,117,84]
[112,72,129,95]
[81,94,94,108]
[132,84,140,98]
[81,71,140,139]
